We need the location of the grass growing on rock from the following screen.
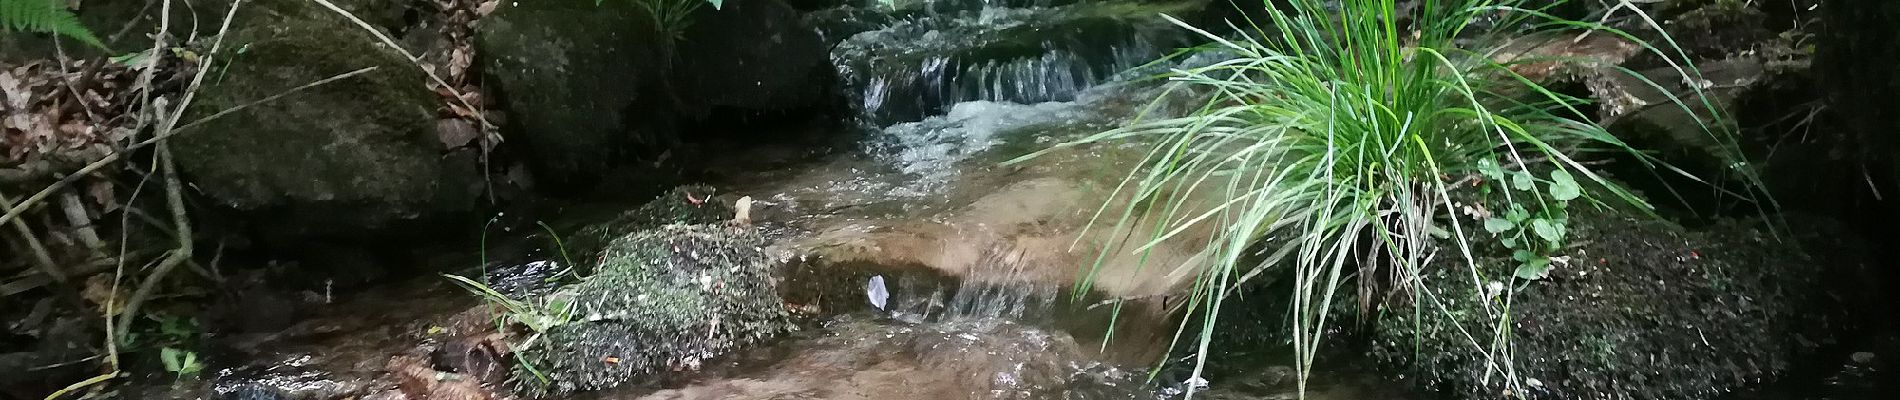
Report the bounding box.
[515,224,793,395]
[449,185,790,395]
[1009,0,1764,396]
[1374,213,1863,399]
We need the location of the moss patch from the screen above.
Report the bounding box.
[515,224,793,395]
[176,0,480,233]
[1372,212,1865,399]
[568,184,736,257]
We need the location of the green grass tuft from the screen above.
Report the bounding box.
[1009,0,1766,397]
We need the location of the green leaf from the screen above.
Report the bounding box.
[1511,171,1536,191]
[1428,225,1452,239]
[1530,219,1563,244]
[0,0,108,50]
[1505,205,1530,223]
[1549,169,1581,201]
[109,51,149,66]
[1477,158,1504,180]
[160,347,182,372]
[1501,235,1519,249]
[1484,218,1515,234]
[1516,257,1553,280]
[1512,249,1533,262]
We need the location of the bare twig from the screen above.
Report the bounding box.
[305,0,489,130]
[0,192,66,287]
[114,0,245,343]
[172,66,379,132]
[57,191,108,257]
[0,191,91,315]
[113,146,191,341]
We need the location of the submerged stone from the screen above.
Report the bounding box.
[515,224,793,395]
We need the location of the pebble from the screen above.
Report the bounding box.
[1850,351,1876,365]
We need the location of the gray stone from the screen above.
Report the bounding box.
[477,0,677,190]
[176,0,482,236]
[674,0,833,117]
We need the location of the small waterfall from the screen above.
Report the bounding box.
[878,244,1066,324]
[869,99,1093,195]
[822,1,1197,125]
[943,245,1062,320]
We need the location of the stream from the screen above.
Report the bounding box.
[118,0,1891,399]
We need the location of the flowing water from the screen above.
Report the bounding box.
[138,1,1889,399]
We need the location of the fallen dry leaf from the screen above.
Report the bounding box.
[436,118,480,149]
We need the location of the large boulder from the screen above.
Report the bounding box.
[479,0,835,192]
[477,0,676,191]
[1371,213,1869,399]
[176,0,483,237]
[674,0,835,119]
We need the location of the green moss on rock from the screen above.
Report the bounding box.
[516,224,793,395]
[569,184,736,256]
[175,0,480,234]
[477,0,675,190]
[1372,212,1864,399]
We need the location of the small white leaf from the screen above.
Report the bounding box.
[866,275,889,310]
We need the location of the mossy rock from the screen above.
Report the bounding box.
[515,224,793,395]
[175,0,481,236]
[673,0,834,117]
[567,184,736,257]
[478,0,677,191]
[1371,212,1868,399]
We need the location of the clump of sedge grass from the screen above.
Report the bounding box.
[1011,0,1765,397]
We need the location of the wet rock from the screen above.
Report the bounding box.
[514,224,794,395]
[177,0,483,237]
[569,184,736,256]
[430,335,510,384]
[827,0,1202,123]
[1592,58,1764,174]
[1372,213,1869,399]
[1850,351,1876,365]
[674,0,835,119]
[481,0,836,192]
[478,0,677,191]
[223,384,287,400]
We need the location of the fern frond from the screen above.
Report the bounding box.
[1,0,108,51]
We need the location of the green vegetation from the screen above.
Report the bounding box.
[599,0,724,40]
[1,0,105,50]
[1010,0,1761,396]
[158,347,203,381]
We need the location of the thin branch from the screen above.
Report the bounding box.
[0,192,66,286]
[113,146,192,341]
[0,66,380,229]
[305,0,489,130]
[115,0,243,344]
